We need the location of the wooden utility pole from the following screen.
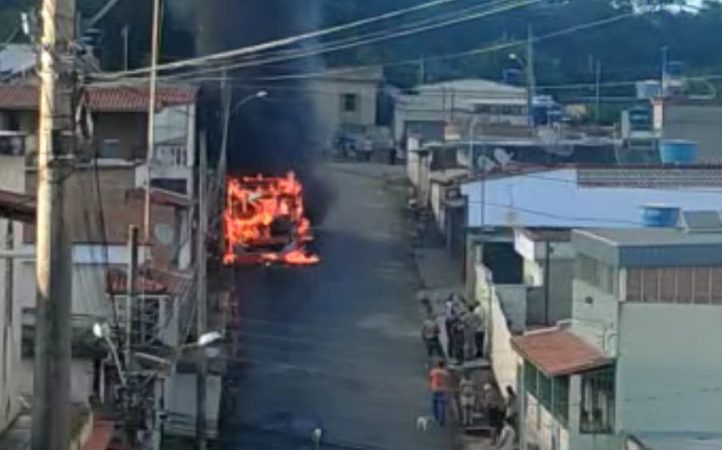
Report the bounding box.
[32,0,75,448]
[195,129,208,450]
[144,0,162,241]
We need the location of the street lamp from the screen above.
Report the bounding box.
[230,90,268,117]
[509,53,525,67]
[92,323,224,383]
[92,322,127,387]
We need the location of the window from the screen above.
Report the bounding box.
[525,361,570,424]
[525,361,538,396]
[99,139,123,159]
[580,368,615,434]
[341,93,358,113]
[552,376,570,424]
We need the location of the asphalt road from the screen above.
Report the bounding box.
[220,163,457,450]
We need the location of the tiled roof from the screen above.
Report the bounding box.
[512,328,611,376]
[0,84,196,112]
[106,267,191,296]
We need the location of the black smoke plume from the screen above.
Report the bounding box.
[181,0,332,222]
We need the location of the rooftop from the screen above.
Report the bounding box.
[631,432,722,450]
[519,228,572,242]
[460,167,722,229]
[573,227,722,267]
[512,327,611,376]
[413,78,526,96]
[0,84,197,112]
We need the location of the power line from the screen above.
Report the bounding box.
[95,0,540,86]
[234,10,639,83]
[162,0,539,81]
[94,0,461,79]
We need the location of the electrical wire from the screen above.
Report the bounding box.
[94,0,462,80]
[233,10,639,83]
[148,0,540,83]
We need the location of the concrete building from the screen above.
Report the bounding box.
[0,150,26,436]
[653,97,722,163]
[513,220,722,450]
[307,67,389,153]
[0,84,197,342]
[394,79,528,154]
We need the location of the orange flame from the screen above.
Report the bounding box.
[223,172,319,266]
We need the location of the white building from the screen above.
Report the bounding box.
[394,79,528,152]
[513,220,722,450]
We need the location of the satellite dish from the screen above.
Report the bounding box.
[494,148,513,167]
[154,223,174,246]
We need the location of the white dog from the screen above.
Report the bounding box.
[416,415,432,432]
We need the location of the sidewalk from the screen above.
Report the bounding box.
[412,245,495,450]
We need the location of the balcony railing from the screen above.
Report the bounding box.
[154,143,188,167]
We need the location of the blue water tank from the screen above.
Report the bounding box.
[660,140,698,164]
[641,205,680,227]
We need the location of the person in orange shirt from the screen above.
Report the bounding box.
[429,360,450,425]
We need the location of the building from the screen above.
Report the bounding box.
[653,97,722,163]
[307,66,388,153]
[0,83,198,195]
[461,166,722,229]
[0,84,197,341]
[394,79,528,155]
[0,151,26,436]
[513,219,722,450]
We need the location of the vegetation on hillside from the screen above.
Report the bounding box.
[1,0,721,96]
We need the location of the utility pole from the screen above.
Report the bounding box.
[32,0,75,448]
[125,225,138,366]
[121,25,130,71]
[144,0,162,241]
[217,73,232,255]
[661,46,669,97]
[195,129,208,450]
[417,58,425,86]
[595,60,602,125]
[526,25,536,127]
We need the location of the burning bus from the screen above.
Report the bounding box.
[223,172,319,266]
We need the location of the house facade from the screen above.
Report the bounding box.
[653,97,722,163]
[307,66,389,153]
[394,79,529,154]
[513,222,722,450]
[0,84,197,341]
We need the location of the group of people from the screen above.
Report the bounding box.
[428,361,518,449]
[420,294,486,364]
[421,293,517,448]
[445,294,486,364]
